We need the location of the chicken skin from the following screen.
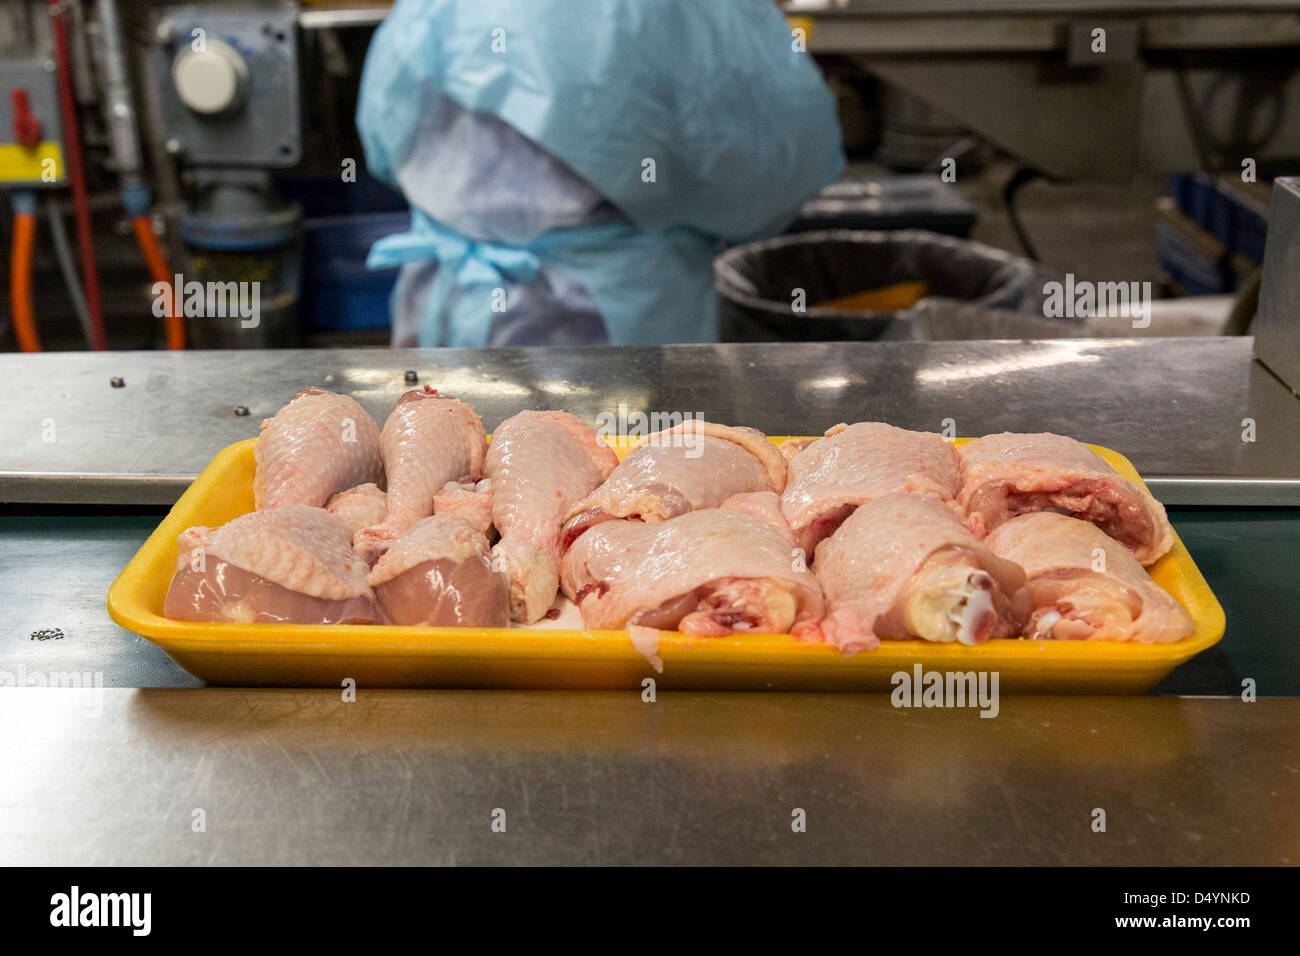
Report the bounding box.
[984,512,1192,643]
[485,410,619,623]
[254,387,383,509]
[355,387,487,565]
[164,504,377,624]
[325,483,387,538]
[560,497,823,636]
[780,421,962,558]
[795,494,1027,654]
[560,419,786,550]
[958,432,1174,564]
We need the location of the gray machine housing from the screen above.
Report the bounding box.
[151,4,301,168]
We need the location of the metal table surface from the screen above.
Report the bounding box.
[1,689,1294,866]
[1,340,1296,866]
[1,338,1297,506]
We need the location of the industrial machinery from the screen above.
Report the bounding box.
[151,3,302,347]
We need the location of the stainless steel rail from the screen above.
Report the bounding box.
[1,339,1296,506]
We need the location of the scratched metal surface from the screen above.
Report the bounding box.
[0,689,1295,865]
[0,339,1297,505]
[0,515,201,689]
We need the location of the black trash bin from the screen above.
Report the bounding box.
[713,229,1064,342]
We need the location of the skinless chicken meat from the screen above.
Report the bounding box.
[983,512,1193,643]
[254,387,383,509]
[560,496,823,636]
[958,432,1174,564]
[164,504,377,624]
[355,387,487,565]
[794,494,1028,655]
[367,514,509,627]
[780,422,962,557]
[485,410,619,623]
[560,419,786,550]
[325,483,387,538]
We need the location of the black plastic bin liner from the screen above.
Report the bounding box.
[714,229,1065,342]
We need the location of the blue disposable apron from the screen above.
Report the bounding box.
[367,209,719,347]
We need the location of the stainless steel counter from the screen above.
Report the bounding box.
[1,340,1295,866]
[2,689,1294,865]
[1,338,1297,506]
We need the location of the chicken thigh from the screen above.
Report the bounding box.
[983,512,1192,643]
[485,410,619,623]
[254,387,383,509]
[560,498,823,636]
[164,504,376,624]
[796,494,1027,654]
[560,419,786,549]
[958,432,1173,564]
[355,387,487,564]
[781,422,962,557]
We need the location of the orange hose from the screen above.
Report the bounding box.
[10,212,40,352]
[132,215,185,350]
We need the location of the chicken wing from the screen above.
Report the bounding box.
[164,504,376,624]
[780,421,962,557]
[795,494,1027,654]
[983,512,1192,643]
[254,387,383,509]
[485,410,619,623]
[355,387,487,564]
[958,432,1173,564]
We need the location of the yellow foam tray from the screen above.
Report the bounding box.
[108,437,1225,692]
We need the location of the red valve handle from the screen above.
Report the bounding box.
[11,88,43,148]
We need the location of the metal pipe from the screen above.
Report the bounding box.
[91,0,144,195]
[44,196,95,348]
[50,0,108,350]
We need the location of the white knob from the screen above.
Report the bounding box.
[172,39,248,116]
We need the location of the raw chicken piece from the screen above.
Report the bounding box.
[254,387,383,509]
[367,514,509,627]
[779,438,816,464]
[717,491,796,543]
[983,512,1193,643]
[485,410,619,623]
[326,483,387,537]
[164,504,376,624]
[780,422,962,557]
[560,419,786,550]
[958,432,1174,564]
[794,494,1027,655]
[559,504,823,636]
[355,387,487,565]
[433,478,495,535]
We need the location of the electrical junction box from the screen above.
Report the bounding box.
[152,5,301,168]
[0,58,67,188]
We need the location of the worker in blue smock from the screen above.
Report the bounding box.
[357,0,845,347]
